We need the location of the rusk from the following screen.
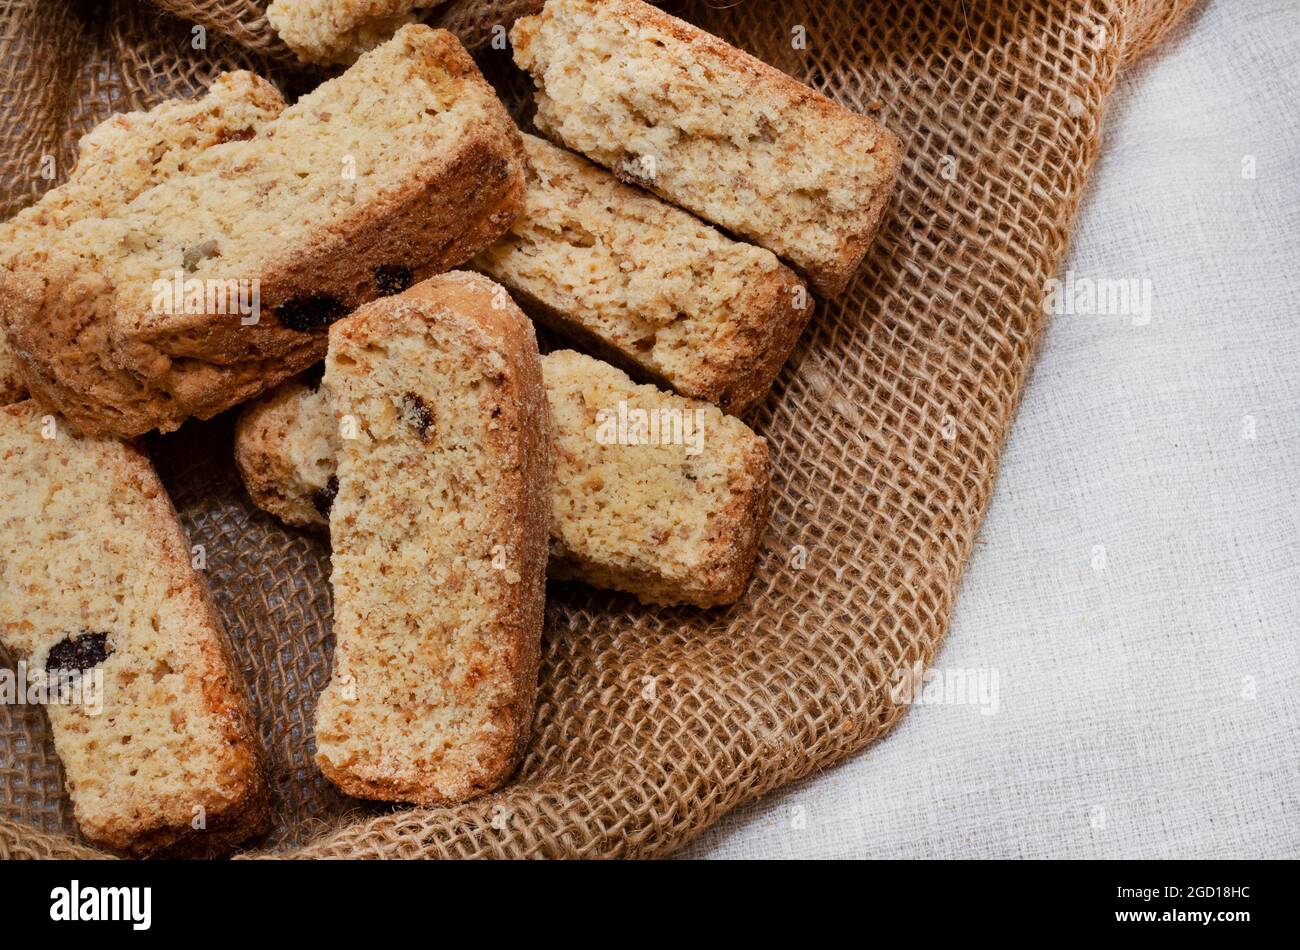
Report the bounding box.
[0,401,268,857]
[236,349,770,607]
[475,135,812,414]
[5,25,525,438]
[544,349,768,606]
[0,71,288,407]
[314,273,549,804]
[511,0,901,296]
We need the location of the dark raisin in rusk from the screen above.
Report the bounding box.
[312,475,339,519]
[299,360,326,391]
[275,294,348,331]
[46,631,112,674]
[374,264,414,296]
[400,392,434,441]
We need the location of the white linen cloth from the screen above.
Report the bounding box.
[685,0,1300,859]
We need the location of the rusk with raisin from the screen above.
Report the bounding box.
[5,25,524,438]
[236,349,770,607]
[314,273,549,804]
[0,401,268,857]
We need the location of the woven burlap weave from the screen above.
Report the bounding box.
[0,0,1195,859]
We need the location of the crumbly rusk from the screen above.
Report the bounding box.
[542,349,769,606]
[0,401,269,857]
[475,135,812,414]
[236,349,770,607]
[267,0,442,65]
[314,273,550,804]
[235,376,338,530]
[0,71,288,407]
[511,0,902,297]
[6,25,525,438]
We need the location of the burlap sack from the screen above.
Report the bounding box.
[0,0,1196,859]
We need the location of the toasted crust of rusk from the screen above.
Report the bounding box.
[511,0,902,296]
[0,71,288,409]
[5,25,524,439]
[0,401,268,857]
[4,250,330,441]
[314,272,549,805]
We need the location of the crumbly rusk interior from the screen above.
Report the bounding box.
[315,272,549,804]
[0,401,268,857]
[237,349,770,607]
[475,135,811,414]
[511,0,901,296]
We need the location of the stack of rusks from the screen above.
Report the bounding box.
[0,0,899,856]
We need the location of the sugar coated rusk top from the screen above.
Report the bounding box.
[511,0,902,297]
[0,401,268,857]
[315,272,550,805]
[476,135,812,414]
[6,24,525,439]
[0,71,288,407]
[236,349,770,607]
[267,0,443,65]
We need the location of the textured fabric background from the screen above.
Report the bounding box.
[684,0,1300,859]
